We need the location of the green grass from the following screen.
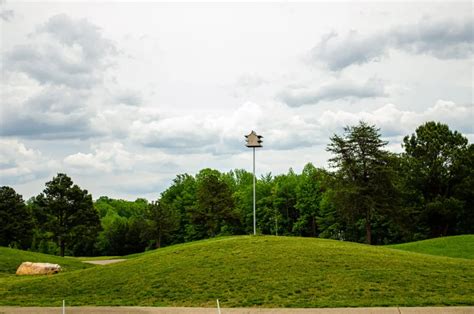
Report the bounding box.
[388,235,474,259]
[0,247,93,277]
[0,236,473,307]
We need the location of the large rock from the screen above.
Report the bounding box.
[16,262,61,275]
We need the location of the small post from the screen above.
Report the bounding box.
[216,299,221,314]
[62,299,65,314]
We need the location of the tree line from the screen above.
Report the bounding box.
[1,121,472,256]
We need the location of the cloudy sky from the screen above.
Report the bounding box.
[1,0,472,200]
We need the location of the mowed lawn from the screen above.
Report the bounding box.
[388,235,474,259]
[0,236,473,307]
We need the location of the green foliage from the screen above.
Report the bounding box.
[229,169,255,234]
[93,197,151,255]
[271,169,299,235]
[0,236,472,307]
[327,121,398,244]
[33,174,101,257]
[0,186,33,249]
[189,169,237,239]
[84,120,472,253]
[159,174,196,244]
[0,121,471,257]
[294,163,324,236]
[94,196,149,219]
[146,200,180,248]
[255,173,277,235]
[452,144,474,234]
[317,189,343,240]
[402,121,473,237]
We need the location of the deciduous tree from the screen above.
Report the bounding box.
[402,121,472,236]
[294,163,324,237]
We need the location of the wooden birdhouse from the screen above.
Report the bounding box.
[245,130,263,148]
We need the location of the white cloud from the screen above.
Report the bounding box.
[0,14,120,139]
[235,73,268,89]
[0,8,13,21]
[0,85,100,139]
[114,89,143,107]
[5,14,116,88]
[123,99,473,157]
[423,100,473,134]
[278,77,386,107]
[0,0,14,22]
[129,102,264,153]
[318,101,473,138]
[1,3,472,200]
[312,18,473,71]
[64,142,134,174]
[63,142,178,175]
[311,30,387,71]
[0,139,57,185]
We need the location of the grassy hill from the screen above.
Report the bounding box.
[0,247,93,277]
[388,235,474,259]
[1,236,473,307]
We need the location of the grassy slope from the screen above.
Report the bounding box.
[388,235,474,259]
[0,247,93,277]
[0,236,473,307]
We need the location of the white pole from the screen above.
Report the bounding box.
[217,299,221,314]
[253,146,256,235]
[62,300,65,314]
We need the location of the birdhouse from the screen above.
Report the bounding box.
[245,130,263,147]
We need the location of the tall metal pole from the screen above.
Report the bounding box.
[253,146,256,235]
[245,130,262,236]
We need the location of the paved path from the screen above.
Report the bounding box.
[0,307,472,314]
[81,259,127,265]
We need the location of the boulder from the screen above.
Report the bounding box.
[16,262,61,275]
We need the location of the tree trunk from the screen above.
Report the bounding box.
[365,218,372,245]
[59,238,65,257]
[311,215,316,237]
[443,224,449,236]
[156,230,162,249]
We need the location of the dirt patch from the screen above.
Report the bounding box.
[82,259,126,265]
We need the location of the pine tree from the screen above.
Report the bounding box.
[327,121,396,244]
[34,173,101,256]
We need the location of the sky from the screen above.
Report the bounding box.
[1,0,473,201]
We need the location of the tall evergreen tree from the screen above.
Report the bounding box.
[34,173,101,256]
[0,186,33,248]
[189,169,236,238]
[146,200,180,248]
[327,121,397,244]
